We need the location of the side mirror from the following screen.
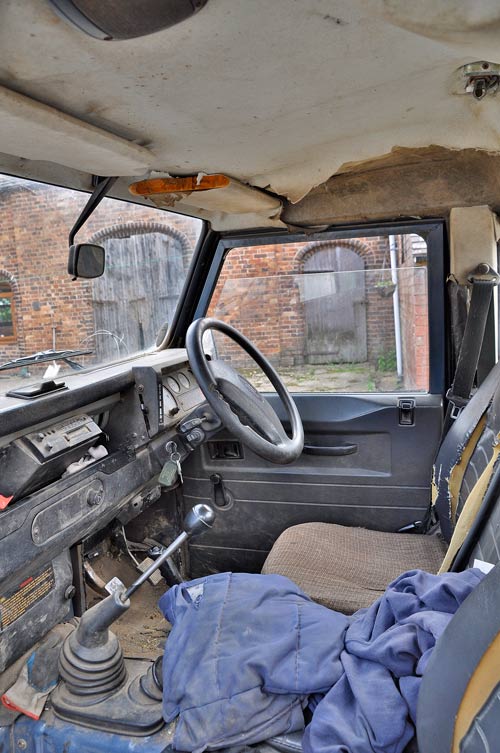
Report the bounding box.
[68,244,105,279]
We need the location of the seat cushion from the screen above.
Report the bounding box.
[262,522,447,614]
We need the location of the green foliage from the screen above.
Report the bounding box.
[0,298,12,324]
[376,349,397,372]
[366,378,376,392]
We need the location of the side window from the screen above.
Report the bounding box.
[207,234,429,393]
[0,276,16,342]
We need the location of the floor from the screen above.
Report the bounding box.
[87,549,170,659]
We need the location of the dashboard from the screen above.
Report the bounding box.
[0,348,218,671]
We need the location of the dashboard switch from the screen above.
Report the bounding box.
[185,428,204,445]
[179,417,204,433]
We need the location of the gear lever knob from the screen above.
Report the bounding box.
[183,503,216,536]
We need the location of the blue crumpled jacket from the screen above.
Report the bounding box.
[158,568,483,753]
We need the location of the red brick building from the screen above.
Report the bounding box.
[210,235,428,390]
[0,178,200,366]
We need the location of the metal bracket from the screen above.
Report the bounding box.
[105,576,126,596]
[462,62,500,100]
[467,263,500,285]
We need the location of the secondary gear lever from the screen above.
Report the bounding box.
[52,504,216,735]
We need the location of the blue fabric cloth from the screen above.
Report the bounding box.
[158,568,484,753]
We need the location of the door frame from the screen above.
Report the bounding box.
[191,220,447,395]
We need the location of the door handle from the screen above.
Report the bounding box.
[302,443,358,456]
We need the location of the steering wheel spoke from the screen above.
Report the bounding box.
[186,318,304,464]
[211,360,287,442]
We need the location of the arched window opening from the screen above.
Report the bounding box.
[0,276,16,341]
[86,221,192,362]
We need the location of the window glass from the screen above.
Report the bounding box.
[0,175,203,395]
[207,234,429,393]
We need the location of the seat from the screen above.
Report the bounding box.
[263,362,500,614]
[262,523,446,614]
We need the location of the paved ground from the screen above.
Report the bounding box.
[240,362,400,393]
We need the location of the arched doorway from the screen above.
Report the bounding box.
[87,222,191,361]
[300,243,367,363]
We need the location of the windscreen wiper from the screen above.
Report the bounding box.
[0,349,93,372]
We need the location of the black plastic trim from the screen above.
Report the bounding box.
[0,371,131,437]
[167,226,218,347]
[49,0,110,39]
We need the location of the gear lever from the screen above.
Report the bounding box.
[124,503,215,598]
[52,504,216,735]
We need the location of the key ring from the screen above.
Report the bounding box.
[170,451,181,463]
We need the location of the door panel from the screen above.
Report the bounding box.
[182,393,442,577]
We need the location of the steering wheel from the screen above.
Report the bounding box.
[186,318,304,464]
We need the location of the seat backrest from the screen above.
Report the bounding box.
[417,563,500,753]
[433,360,500,553]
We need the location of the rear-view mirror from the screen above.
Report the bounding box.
[68,243,105,279]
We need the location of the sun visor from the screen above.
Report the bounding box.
[450,206,500,284]
[129,174,284,229]
[0,85,153,176]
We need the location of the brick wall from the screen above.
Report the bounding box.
[396,235,429,390]
[209,242,305,366]
[0,181,201,366]
[361,237,397,364]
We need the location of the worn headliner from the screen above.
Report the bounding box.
[1,0,500,226]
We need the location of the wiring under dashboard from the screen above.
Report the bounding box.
[120,525,142,570]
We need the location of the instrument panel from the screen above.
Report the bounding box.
[0,350,212,671]
[163,368,205,415]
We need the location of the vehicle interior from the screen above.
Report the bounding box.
[2,2,500,752]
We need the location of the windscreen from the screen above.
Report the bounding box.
[0,175,202,395]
